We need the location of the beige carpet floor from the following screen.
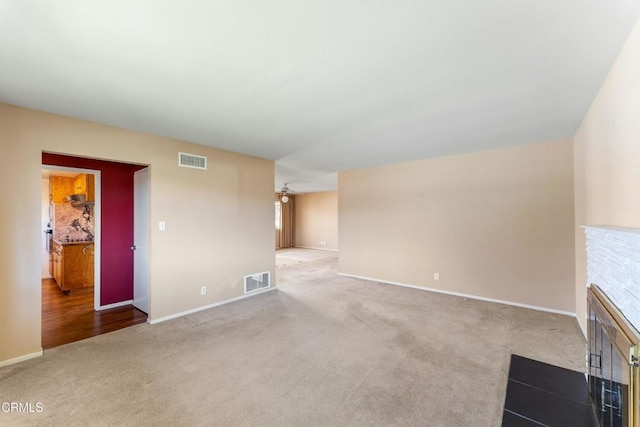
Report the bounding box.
[0,248,586,426]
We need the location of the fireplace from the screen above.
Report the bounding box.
[584,226,640,427]
[588,285,639,426]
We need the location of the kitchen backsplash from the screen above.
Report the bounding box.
[54,203,95,242]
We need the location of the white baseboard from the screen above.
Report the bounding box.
[97,300,133,311]
[148,287,277,325]
[0,350,43,368]
[338,272,576,318]
[294,246,338,252]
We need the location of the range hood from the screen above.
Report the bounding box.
[66,194,93,204]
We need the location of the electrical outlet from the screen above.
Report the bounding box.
[434,273,439,281]
[201,286,206,295]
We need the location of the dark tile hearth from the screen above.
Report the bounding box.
[502,354,598,427]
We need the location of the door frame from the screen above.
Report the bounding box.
[41,165,102,308]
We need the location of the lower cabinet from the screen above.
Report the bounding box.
[51,241,94,292]
[52,251,63,286]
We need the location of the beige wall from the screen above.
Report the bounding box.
[295,191,338,251]
[574,18,640,334]
[0,103,275,365]
[339,140,575,313]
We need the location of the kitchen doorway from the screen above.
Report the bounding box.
[42,166,100,303]
[41,153,149,348]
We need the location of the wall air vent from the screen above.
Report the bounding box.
[178,152,207,170]
[244,271,270,294]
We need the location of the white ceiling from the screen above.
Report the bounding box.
[2,1,639,193]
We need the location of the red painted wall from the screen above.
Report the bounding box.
[42,153,146,305]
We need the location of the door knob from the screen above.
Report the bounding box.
[131,245,136,250]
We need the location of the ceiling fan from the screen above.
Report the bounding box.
[279,183,292,203]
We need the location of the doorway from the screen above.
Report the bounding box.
[41,153,149,348]
[275,194,295,249]
[42,166,100,302]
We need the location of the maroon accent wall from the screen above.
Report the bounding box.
[42,153,146,305]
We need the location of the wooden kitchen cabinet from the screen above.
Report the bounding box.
[52,251,63,286]
[51,241,94,293]
[49,176,75,204]
[49,174,94,204]
[73,174,95,202]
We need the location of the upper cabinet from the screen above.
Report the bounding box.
[49,173,95,204]
[74,174,95,202]
[49,176,74,204]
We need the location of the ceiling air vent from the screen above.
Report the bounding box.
[244,271,270,294]
[178,152,207,170]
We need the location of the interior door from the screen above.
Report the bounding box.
[133,168,150,314]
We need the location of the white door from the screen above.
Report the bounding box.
[133,168,150,314]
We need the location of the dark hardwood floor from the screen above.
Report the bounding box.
[42,278,147,349]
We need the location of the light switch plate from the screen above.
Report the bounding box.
[159,221,166,231]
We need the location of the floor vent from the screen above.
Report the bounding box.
[178,152,207,170]
[244,272,270,294]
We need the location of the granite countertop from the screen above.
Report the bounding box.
[53,238,95,245]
